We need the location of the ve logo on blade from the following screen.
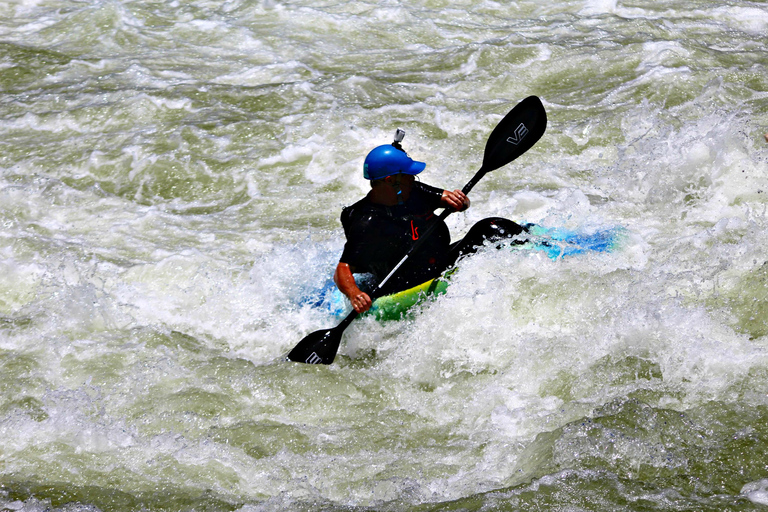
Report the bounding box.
[306,352,322,364]
[506,123,529,145]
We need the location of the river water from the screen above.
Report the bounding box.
[1,0,768,510]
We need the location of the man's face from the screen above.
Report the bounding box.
[386,173,415,194]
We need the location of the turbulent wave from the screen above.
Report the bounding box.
[1,0,767,510]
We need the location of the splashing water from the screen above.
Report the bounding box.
[1,0,767,510]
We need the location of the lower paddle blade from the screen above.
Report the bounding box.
[286,326,342,365]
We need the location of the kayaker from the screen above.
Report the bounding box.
[335,132,528,313]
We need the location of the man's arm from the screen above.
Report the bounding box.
[334,262,373,313]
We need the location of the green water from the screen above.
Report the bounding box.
[1,0,768,510]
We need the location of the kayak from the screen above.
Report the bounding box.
[301,224,625,321]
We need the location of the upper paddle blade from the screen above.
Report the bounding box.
[286,326,343,364]
[482,95,547,173]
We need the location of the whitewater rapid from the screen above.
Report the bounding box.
[1,0,767,510]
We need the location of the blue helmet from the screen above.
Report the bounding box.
[363,145,426,180]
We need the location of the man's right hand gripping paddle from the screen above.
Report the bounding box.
[287,96,547,365]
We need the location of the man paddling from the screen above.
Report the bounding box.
[289,97,546,365]
[335,132,527,313]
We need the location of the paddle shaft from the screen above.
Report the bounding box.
[308,170,482,352]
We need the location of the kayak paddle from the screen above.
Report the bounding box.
[287,95,548,364]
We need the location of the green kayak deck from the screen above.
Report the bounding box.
[367,271,453,321]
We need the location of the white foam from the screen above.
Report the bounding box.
[579,0,617,15]
[743,480,768,505]
[707,6,768,35]
[637,41,692,72]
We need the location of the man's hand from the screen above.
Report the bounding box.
[334,262,373,313]
[442,189,470,212]
[349,291,373,313]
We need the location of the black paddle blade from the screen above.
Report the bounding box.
[482,96,547,174]
[286,325,343,364]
